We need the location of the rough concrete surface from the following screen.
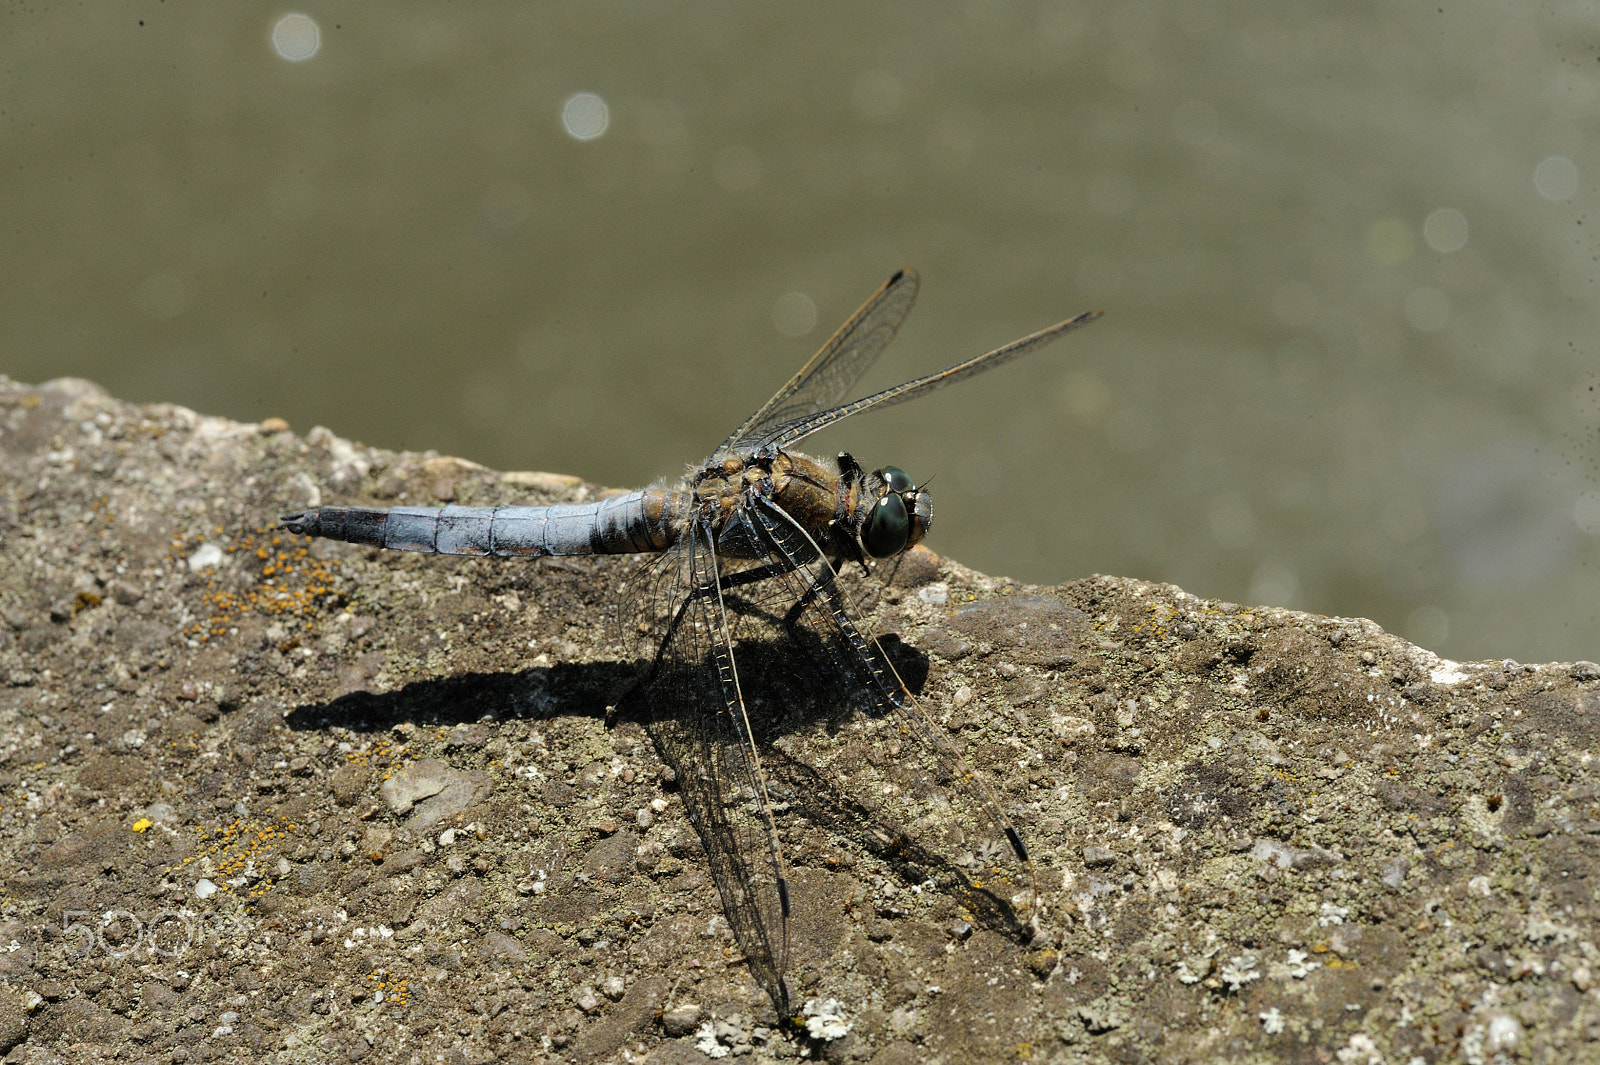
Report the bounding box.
[2,374,1599,1064]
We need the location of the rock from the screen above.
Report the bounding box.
[376,759,489,829]
[0,985,28,1054]
[443,723,489,750]
[376,849,427,877]
[575,976,670,1061]
[659,1002,703,1037]
[9,375,1600,1064]
[360,825,394,862]
[329,762,368,805]
[378,759,453,815]
[480,930,527,962]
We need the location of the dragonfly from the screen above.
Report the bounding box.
[280,269,1099,1017]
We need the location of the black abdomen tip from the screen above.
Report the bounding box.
[1006,825,1030,864]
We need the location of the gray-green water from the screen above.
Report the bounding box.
[4,4,1597,663]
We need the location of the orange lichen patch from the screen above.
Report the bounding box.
[367,967,411,1006]
[344,739,413,781]
[170,814,301,900]
[171,526,342,642]
[1124,602,1177,641]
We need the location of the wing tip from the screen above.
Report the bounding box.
[1055,308,1103,332]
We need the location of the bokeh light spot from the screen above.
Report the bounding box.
[270,14,321,63]
[772,292,817,337]
[1423,208,1468,253]
[1406,606,1450,651]
[562,93,610,141]
[1534,156,1578,202]
[1248,561,1298,607]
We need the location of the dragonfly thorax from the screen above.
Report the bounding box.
[688,448,930,565]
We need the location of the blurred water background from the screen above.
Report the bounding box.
[4,4,1598,663]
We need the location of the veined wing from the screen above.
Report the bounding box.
[747,308,1101,453]
[627,523,793,1016]
[737,495,1037,923]
[717,269,921,456]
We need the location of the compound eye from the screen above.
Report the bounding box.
[862,492,910,558]
[875,465,914,494]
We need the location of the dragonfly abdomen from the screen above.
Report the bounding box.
[279,491,683,557]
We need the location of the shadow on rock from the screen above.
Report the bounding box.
[282,659,642,733]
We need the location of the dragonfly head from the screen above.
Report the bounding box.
[860,465,932,558]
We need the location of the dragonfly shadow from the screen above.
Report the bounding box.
[281,625,1025,948]
[278,618,924,740]
[741,634,1030,945]
[281,659,640,734]
[629,611,1031,947]
[766,752,1032,945]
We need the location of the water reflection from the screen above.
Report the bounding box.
[6,5,1597,661]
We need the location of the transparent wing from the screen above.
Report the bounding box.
[734,495,1038,923]
[616,491,1039,1016]
[750,308,1102,453]
[624,523,793,1016]
[718,269,921,455]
